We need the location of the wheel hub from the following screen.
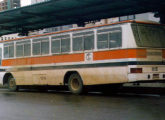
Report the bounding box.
[71,78,80,90]
[9,79,15,88]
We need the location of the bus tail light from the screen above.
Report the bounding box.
[130,68,143,73]
[162,50,165,58]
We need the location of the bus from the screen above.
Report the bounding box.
[0,20,165,94]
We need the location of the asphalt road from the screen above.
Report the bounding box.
[0,89,165,120]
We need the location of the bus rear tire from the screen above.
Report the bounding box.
[8,76,18,92]
[68,73,83,95]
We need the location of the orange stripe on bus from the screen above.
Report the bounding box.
[2,49,147,66]
[2,53,84,66]
[93,49,146,60]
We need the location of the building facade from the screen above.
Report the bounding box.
[0,0,20,11]
[7,0,20,9]
[0,0,8,11]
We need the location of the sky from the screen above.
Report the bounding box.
[21,0,31,6]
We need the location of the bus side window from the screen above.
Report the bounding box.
[61,37,70,53]
[16,40,31,57]
[51,34,70,54]
[51,39,61,54]
[16,44,23,57]
[84,33,94,50]
[97,33,108,49]
[73,31,94,52]
[41,38,49,55]
[73,36,83,51]
[24,43,31,57]
[33,37,49,56]
[9,45,14,58]
[33,39,41,55]
[4,46,9,58]
[109,32,122,48]
[4,42,14,58]
[97,27,122,49]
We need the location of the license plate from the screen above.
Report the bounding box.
[152,67,158,71]
[153,74,159,79]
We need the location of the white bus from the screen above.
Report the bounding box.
[0,20,165,94]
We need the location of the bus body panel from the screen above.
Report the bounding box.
[11,66,128,86]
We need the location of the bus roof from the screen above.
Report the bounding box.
[0,20,162,43]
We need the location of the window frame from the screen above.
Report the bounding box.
[61,37,71,53]
[15,39,31,58]
[32,37,50,56]
[3,42,14,59]
[51,38,61,54]
[72,30,95,53]
[51,34,71,54]
[16,44,24,58]
[97,27,122,50]
[32,41,41,56]
[41,39,50,55]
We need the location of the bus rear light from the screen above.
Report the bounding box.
[130,68,143,73]
[162,50,165,58]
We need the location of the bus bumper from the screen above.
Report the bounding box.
[128,73,165,82]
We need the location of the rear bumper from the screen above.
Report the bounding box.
[128,73,165,82]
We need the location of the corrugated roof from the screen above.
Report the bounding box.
[0,0,165,36]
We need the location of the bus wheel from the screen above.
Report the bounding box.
[68,73,83,95]
[8,76,18,92]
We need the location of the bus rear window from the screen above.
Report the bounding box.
[131,23,165,48]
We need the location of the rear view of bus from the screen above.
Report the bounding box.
[128,22,165,84]
[1,20,165,94]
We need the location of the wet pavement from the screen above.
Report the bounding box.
[0,89,165,120]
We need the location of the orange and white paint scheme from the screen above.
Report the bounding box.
[0,20,165,93]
